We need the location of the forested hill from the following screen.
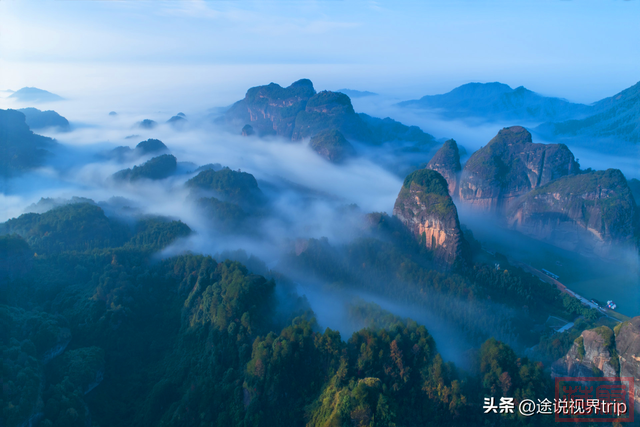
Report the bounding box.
[536,80,640,144]
[1,204,560,427]
[1,253,554,427]
[0,109,57,177]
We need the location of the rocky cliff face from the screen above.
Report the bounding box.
[223,79,317,138]
[220,80,435,148]
[221,80,373,141]
[553,326,619,378]
[459,126,580,212]
[506,169,639,257]
[617,318,640,408]
[426,139,461,197]
[553,318,640,410]
[291,91,373,142]
[393,169,468,265]
[629,178,640,204]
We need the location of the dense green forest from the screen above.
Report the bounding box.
[1,201,615,427]
[279,212,599,350]
[186,168,264,207]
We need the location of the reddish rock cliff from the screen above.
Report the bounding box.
[393,169,469,265]
[553,319,640,410]
[506,169,639,257]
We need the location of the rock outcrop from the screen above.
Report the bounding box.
[459,126,580,212]
[309,129,355,163]
[506,169,639,257]
[241,124,255,136]
[553,318,640,410]
[553,326,619,378]
[222,79,317,139]
[616,318,640,407]
[291,90,373,142]
[426,139,461,197]
[220,79,435,147]
[393,169,468,264]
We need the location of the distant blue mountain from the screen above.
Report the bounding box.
[536,80,640,144]
[9,87,64,103]
[336,89,378,98]
[0,109,56,176]
[18,108,70,132]
[398,82,592,122]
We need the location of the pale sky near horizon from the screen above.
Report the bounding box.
[1,0,639,107]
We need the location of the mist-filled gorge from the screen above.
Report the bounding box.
[2,2,640,426]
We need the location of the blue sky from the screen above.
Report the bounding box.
[1,0,639,105]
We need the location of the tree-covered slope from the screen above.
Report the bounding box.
[112,154,177,182]
[1,246,556,427]
[309,129,356,163]
[0,202,190,254]
[536,80,640,144]
[18,108,70,131]
[186,168,264,206]
[0,109,57,177]
[0,203,131,253]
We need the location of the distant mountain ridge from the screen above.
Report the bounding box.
[536,80,640,144]
[336,89,377,98]
[398,82,592,122]
[9,87,64,103]
[398,79,640,146]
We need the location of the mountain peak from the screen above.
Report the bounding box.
[18,107,70,131]
[9,87,64,103]
[426,139,461,196]
[489,126,533,146]
[398,82,590,122]
[290,78,314,89]
[460,127,579,212]
[393,169,469,265]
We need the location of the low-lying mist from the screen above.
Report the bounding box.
[457,206,640,317]
[2,81,638,369]
[350,94,640,179]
